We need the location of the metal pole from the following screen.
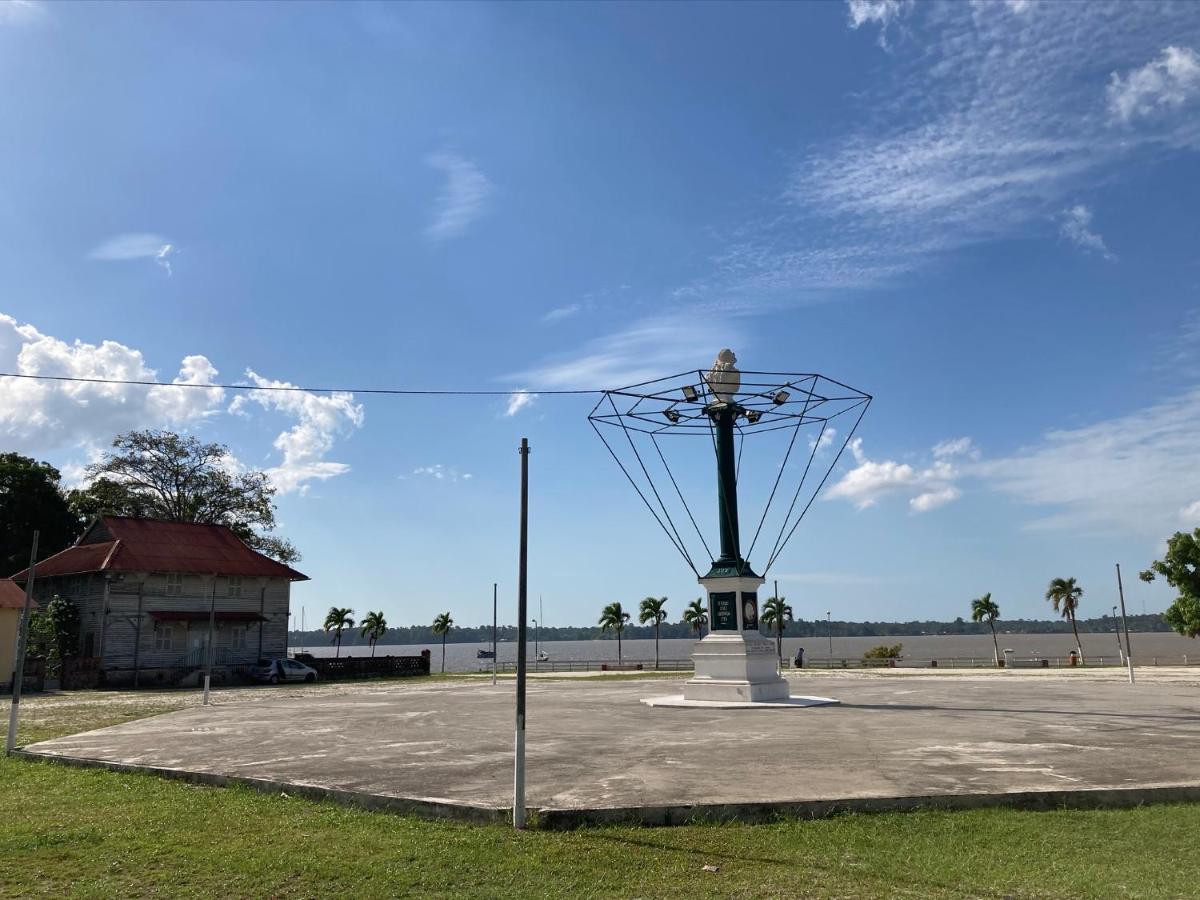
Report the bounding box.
[1116,564,1134,684]
[514,438,529,829]
[203,577,216,705]
[1112,605,1123,665]
[826,610,833,660]
[6,531,38,755]
[492,583,497,687]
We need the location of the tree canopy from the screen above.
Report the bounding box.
[1141,529,1200,638]
[72,429,299,563]
[0,453,79,574]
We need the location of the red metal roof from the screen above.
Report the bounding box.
[0,580,36,610]
[11,516,307,582]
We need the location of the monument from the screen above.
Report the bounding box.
[588,349,871,707]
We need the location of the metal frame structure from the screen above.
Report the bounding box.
[588,368,871,579]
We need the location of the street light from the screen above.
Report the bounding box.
[663,409,681,423]
[826,610,833,662]
[1113,605,1123,663]
[532,618,539,664]
[681,384,699,402]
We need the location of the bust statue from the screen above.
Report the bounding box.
[704,348,741,404]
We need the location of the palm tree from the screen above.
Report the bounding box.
[431,612,453,673]
[598,602,631,664]
[360,610,388,658]
[970,593,1002,667]
[683,598,708,638]
[761,595,794,665]
[323,607,355,658]
[1046,577,1085,664]
[639,596,669,669]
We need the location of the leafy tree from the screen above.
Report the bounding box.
[360,610,388,657]
[1140,529,1200,638]
[78,430,299,563]
[683,598,708,638]
[324,607,355,658]
[1045,577,1085,663]
[598,602,631,664]
[761,595,794,665]
[44,594,80,663]
[0,453,79,574]
[970,593,1002,666]
[638,596,668,669]
[432,611,453,673]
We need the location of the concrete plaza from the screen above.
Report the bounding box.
[23,671,1200,826]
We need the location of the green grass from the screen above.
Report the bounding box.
[2,688,1197,898]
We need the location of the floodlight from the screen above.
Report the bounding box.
[663,409,681,423]
[772,390,790,405]
[681,385,699,402]
[745,409,762,424]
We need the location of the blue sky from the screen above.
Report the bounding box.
[2,0,1199,628]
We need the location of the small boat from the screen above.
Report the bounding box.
[477,649,495,659]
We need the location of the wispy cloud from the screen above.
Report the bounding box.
[424,152,493,241]
[1107,46,1200,124]
[504,390,537,417]
[678,4,1200,306]
[412,464,472,483]
[509,316,742,391]
[542,304,582,323]
[1058,204,1115,260]
[0,0,45,25]
[846,0,912,49]
[88,233,176,276]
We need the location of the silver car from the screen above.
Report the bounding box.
[251,658,318,684]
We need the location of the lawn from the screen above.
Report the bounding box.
[1,685,1196,898]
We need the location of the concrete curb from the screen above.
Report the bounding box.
[12,749,509,826]
[15,749,1200,831]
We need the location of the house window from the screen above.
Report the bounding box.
[227,576,243,599]
[165,574,183,597]
[154,622,179,652]
[230,625,247,651]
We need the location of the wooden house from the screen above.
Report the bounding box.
[11,516,308,687]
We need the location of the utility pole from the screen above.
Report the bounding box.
[1112,605,1123,664]
[492,583,498,687]
[514,438,529,829]
[203,577,217,705]
[1116,564,1134,684]
[5,531,38,755]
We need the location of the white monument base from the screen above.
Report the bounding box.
[678,572,802,705]
[642,693,839,709]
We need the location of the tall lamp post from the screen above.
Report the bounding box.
[826,610,833,661]
[1112,605,1123,664]
[532,618,539,668]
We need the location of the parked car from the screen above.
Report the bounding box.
[250,658,318,684]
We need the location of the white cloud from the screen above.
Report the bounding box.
[542,304,582,323]
[1181,500,1200,524]
[846,0,912,48]
[1059,204,1115,260]
[825,437,962,513]
[0,313,225,453]
[809,426,838,453]
[976,388,1200,535]
[504,390,537,417]
[412,464,472,483]
[1107,46,1200,124]
[228,372,364,495]
[88,233,175,276]
[510,316,742,391]
[932,436,980,460]
[424,152,493,240]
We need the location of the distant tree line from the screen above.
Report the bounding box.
[289,612,1171,647]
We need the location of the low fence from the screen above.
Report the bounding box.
[293,651,431,680]
[479,654,1200,674]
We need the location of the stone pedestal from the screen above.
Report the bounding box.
[683,573,791,703]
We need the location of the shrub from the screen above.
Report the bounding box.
[862,643,902,661]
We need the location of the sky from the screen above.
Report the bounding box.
[2,0,1199,629]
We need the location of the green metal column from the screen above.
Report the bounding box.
[714,404,741,569]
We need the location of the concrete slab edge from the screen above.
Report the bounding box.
[536,784,1200,830]
[12,749,509,826]
[15,749,1200,831]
